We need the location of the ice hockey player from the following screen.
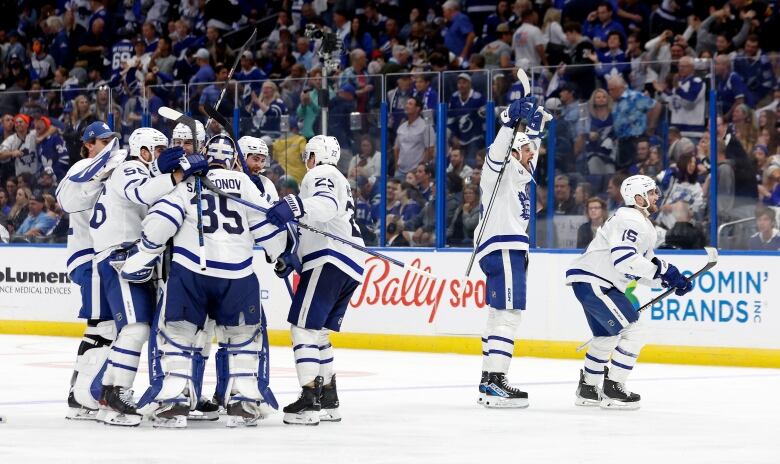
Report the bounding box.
[238,135,278,204]
[90,127,204,426]
[566,175,693,410]
[171,120,206,156]
[265,135,365,425]
[123,134,292,428]
[474,97,547,409]
[56,121,122,420]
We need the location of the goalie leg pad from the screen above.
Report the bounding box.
[149,321,200,413]
[70,320,115,413]
[291,325,321,387]
[609,322,644,384]
[483,308,521,374]
[102,322,149,388]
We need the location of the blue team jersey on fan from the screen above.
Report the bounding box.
[111,40,135,73]
[448,89,486,145]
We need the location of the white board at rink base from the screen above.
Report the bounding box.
[0,246,777,367]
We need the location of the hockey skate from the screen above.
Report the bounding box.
[320,374,341,422]
[225,399,274,428]
[477,371,488,405]
[575,369,602,407]
[150,400,190,428]
[483,373,529,408]
[187,396,219,421]
[283,376,323,425]
[65,390,99,421]
[99,386,142,426]
[600,376,641,410]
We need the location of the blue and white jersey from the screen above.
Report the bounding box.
[111,39,135,74]
[473,126,533,263]
[716,71,749,112]
[37,132,70,181]
[297,164,365,282]
[235,66,267,101]
[90,159,176,254]
[140,169,287,279]
[667,74,706,139]
[733,50,776,103]
[56,158,106,274]
[253,174,278,204]
[566,206,660,293]
[448,89,486,145]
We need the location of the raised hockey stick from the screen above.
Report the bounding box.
[464,69,551,277]
[158,106,206,270]
[575,247,719,351]
[202,103,252,176]
[198,176,435,279]
[204,28,257,132]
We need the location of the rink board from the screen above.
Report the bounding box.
[0,246,778,367]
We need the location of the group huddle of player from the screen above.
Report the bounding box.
[57,113,363,428]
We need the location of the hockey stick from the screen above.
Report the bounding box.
[204,28,257,132]
[158,106,206,271]
[202,103,252,176]
[464,69,551,277]
[575,247,719,352]
[198,176,435,279]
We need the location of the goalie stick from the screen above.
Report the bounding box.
[575,247,719,351]
[158,106,206,270]
[198,176,435,279]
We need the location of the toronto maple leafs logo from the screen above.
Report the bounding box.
[518,191,530,220]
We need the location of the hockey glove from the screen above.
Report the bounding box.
[653,257,690,292]
[120,250,160,283]
[274,259,294,279]
[179,153,209,179]
[266,194,305,228]
[151,146,185,176]
[500,97,535,128]
[526,107,546,132]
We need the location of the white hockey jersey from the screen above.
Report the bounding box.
[90,160,176,254]
[473,126,534,263]
[255,174,278,204]
[56,158,105,274]
[566,206,662,293]
[141,169,287,279]
[296,164,365,282]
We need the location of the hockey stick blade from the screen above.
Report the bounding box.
[158,106,186,124]
[576,247,719,352]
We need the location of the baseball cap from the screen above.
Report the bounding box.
[496,23,511,34]
[241,50,253,59]
[195,48,210,60]
[42,166,55,177]
[81,121,118,142]
[339,83,356,95]
[457,73,472,82]
[31,190,45,203]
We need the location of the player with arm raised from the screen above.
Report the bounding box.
[238,136,278,204]
[56,121,123,420]
[90,127,204,426]
[123,134,291,428]
[566,175,693,410]
[474,95,547,409]
[265,135,365,425]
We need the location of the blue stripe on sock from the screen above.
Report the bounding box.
[584,366,604,375]
[610,359,634,370]
[487,335,515,345]
[585,353,608,363]
[293,344,319,351]
[319,357,333,364]
[488,349,513,358]
[295,358,321,364]
[615,346,638,358]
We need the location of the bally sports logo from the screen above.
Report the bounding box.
[351,257,487,323]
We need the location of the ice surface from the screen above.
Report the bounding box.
[0,334,778,463]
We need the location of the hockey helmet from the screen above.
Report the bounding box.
[511,131,532,153]
[171,120,206,148]
[302,135,340,167]
[128,127,168,168]
[238,136,270,173]
[205,134,236,168]
[620,175,658,208]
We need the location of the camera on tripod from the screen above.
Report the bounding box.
[304,23,342,72]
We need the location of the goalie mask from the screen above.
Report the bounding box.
[128,127,169,173]
[205,134,237,168]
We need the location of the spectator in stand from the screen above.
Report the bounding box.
[5,178,18,209]
[663,56,706,143]
[235,50,267,99]
[664,201,706,249]
[442,1,476,65]
[553,174,577,215]
[345,16,374,58]
[347,135,381,180]
[447,183,480,246]
[251,80,288,135]
[341,49,374,115]
[190,48,215,86]
[412,74,438,114]
[513,8,546,68]
[589,31,629,86]
[714,53,749,119]
[696,6,753,57]
[583,2,626,50]
[576,197,607,248]
[292,36,315,72]
[446,146,474,182]
[394,97,435,180]
[562,21,597,101]
[414,163,434,202]
[385,214,409,247]
[327,83,358,158]
[34,116,68,181]
[30,39,57,85]
[448,73,486,166]
[747,207,780,250]
[733,34,776,106]
[2,114,15,141]
[387,74,413,134]
[713,139,736,224]
[198,62,228,117]
[608,74,660,170]
[7,187,32,235]
[46,16,72,68]
[354,175,378,245]
[37,167,57,196]
[377,18,401,58]
[271,116,307,183]
[657,152,705,230]
[13,190,55,240]
[0,188,9,216]
[297,68,327,139]
[363,2,387,42]
[386,178,402,216]
[481,22,513,70]
[481,0,511,45]
[399,181,423,224]
[542,8,568,66]
[0,114,38,180]
[606,173,627,211]
[731,104,758,156]
[573,181,593,215]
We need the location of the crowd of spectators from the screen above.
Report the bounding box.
[0,0,779,250]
